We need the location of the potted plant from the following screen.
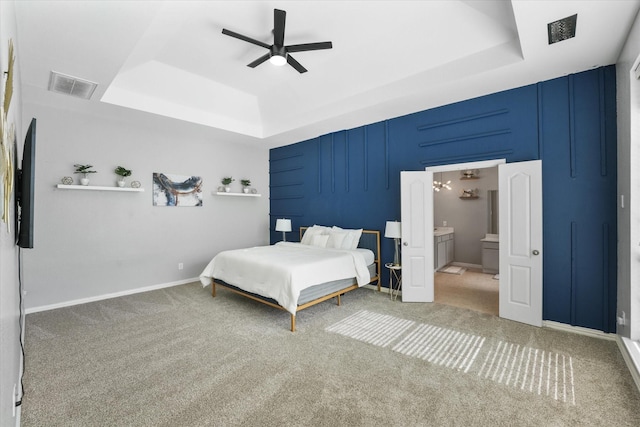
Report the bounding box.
[74,164,97,186]
[221,176,234,192]
[240,179,251,193]
[114,166,132,187]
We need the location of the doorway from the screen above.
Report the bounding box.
[432,165,499,315]
[400,159,543,327]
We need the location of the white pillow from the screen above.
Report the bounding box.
[300,228,315,245]
[310,234,329,248]
[332,226,363,250]
[301,225,329,245]
[326,231,348,249]
[346,228,363,250]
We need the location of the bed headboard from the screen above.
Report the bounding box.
[299,227,381,283]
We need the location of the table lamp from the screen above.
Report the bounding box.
[385,220,402,265]
[275,218,292,241]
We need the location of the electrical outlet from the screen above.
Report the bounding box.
[617,311,626,326]
[178,263,183,270]
[443,221,447,227]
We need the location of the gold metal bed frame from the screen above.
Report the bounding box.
[211,227,380,332]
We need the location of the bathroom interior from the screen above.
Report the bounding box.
[432,166,499,316]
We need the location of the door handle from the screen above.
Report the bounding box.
[532,250,540,256]
[403,242,408,246]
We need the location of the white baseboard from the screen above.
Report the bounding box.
[617,336,640,393]
[25,278,199,314]
[542,320,616,341]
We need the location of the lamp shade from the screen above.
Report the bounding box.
[275,218,292,232]
[384,221,401,239]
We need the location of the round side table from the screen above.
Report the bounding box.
[385,263,402,301]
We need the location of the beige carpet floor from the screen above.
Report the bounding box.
[21,282,640,426]
[435,268,499,316]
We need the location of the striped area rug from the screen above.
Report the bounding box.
[326,310,576,405]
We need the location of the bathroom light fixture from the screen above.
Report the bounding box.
[275,218,292,241]
[385,221,402,265]
[433,173,451,192]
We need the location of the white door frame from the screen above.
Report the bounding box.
[426,159,506,173]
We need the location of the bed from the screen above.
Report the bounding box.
[199,226,380,331]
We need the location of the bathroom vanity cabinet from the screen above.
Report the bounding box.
[481,234,499,274]
[434,228,454,271]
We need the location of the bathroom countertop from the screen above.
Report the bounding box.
[480,233,499,242]
[434,227,454,237]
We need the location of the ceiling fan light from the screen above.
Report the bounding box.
[269,54,287,66]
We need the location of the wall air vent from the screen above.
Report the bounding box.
[547,14,577,45]
[48,71,97,100]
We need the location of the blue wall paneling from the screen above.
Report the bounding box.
[270,66,617,333]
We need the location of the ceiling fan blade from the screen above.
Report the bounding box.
[286,54,307,73]
[247,52,271,68]
[273,9,286,46]
[285,41,333,53]
[222,28,271,50]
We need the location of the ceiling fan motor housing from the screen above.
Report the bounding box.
[271,45,286,59]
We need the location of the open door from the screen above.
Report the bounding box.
[498,160,543,327]
[400,171,434,302]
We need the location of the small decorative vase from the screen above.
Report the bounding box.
[225,186,231,192]
[80,177,90,186]
[117,179,125,188]
[243,187,250,193]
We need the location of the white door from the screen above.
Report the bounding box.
[498,160,543,327]
[400,171,434,302]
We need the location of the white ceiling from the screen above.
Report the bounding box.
[14,0,640,149]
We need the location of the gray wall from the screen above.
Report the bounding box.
[0,1,23,425]
[616,9,640,340]
[21,93,270,311]
[433,167,498,266]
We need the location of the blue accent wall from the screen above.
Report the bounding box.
[270,66,617,333]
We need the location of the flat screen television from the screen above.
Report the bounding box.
[16,118,36,249]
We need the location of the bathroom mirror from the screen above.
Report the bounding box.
[488,190,499,234]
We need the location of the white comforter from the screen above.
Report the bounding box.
[199,242,371,314]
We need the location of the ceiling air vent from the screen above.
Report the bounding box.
[547,14,577,45]
[48,71,97,99]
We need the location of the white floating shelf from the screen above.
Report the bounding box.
[56,184,144,192]
[214,191,261,197]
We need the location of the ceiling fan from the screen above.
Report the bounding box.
[222,8,332,74]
